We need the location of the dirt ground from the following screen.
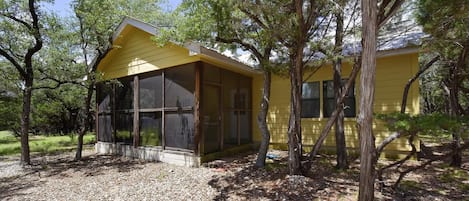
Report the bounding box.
[1,148,468,201]
[203,148,469,201]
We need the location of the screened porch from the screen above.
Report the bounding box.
[96,61,253,157]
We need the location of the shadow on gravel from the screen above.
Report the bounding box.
[205,153,346,200]
[206,149,469,201]
[0,153,146,200]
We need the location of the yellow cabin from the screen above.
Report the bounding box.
[95,17,420,166]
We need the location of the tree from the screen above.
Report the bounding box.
[280,0,330,175]
[71,0,170,160]
[165,0,276,167]
[0,0,45,165]
[332,0,349,170]
[358,0,404,200]
[0,62,21,134]
[417,0,469,167]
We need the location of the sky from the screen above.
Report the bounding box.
[45,0,182,17]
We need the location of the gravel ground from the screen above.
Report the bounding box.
[1,148,468,201]
[0,150,221,201]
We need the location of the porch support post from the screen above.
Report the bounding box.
[112,85,116,143]
[95,85,99,142]
[133,75,140,147]
[194,62,202,155]
[162,71,166,149]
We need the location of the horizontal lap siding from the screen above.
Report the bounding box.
[98,27,200,79]
[251,53,420,153]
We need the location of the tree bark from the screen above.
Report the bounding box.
[334,59,348,169]
[288,55,303,175]
[333,0,348,170]
[20,78,33,165]
[255,71,272,167]
[358,0,378,200]
[286,0,307,175]
[75,82,94,160]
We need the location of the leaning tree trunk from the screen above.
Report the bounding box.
[255,71,272,167]
[358,0,377,200]
[333,1,348,170]
[75,80,94,160]
[20,78,33,165]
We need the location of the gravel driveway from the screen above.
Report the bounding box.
[0,150,221,201]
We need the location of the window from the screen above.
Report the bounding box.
[165,65,195,108]
[139,72,162,109]
[97,83,113,142]
[323,80,356,117]
[301,82,320,118]
[139,112,162,146]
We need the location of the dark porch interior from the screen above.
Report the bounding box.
[96,61,252,156]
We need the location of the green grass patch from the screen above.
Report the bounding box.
[0,131,96,156]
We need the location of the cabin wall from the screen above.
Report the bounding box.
[251,53,420,154]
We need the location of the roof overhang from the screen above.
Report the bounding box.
[103,17,261,77]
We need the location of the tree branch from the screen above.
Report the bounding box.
[303,56,361,172]
[401,55,440,113]
[0,13,33,30]
[377,0,405,28]
[215,36,263,61]
[0,49,27,78]
[24,0,43,74]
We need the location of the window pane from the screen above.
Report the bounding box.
[323,98,336,117]
[222,71,238,110]
[98,114,112,142]
[301,99,320,118]
[140,112,162,146]
[344,98,356,117]
[140,73,162,109]
[324,81,335,98]
[115,112,133,144]
[97,83,112,113]
[115,77,134,110]
[302,82,320,99]
[301,82,320,118]
[165,65,195,108]
[164,112,194,150]
[238,76,251,109]
[323,80,356,118]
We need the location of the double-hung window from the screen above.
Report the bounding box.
[301,82,320,118]
[323,80,356,117]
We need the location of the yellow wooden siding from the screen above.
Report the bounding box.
[97,26,200,79]
[251,53,420,153]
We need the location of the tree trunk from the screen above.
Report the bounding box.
[448,76,462,167]
[358,0,377,200]
[333,0,348,170]
[287,64,303,175]
[287,54,303,175]
[255,71,272,167]
[75,81,94,160]
[20,78,33,165]
[303,61,360,172]
[334,59,348,169]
